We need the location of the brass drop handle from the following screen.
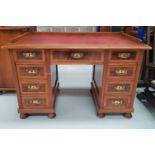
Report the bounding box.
[114,85,125,91]
[115,69,128,75]
[112,100,123,106]
[27,84,40,91]
[118,53,131,59]
[22,52,36,58]
[26,99,42,105]
[26,69,38,76]
[71,52,84,59]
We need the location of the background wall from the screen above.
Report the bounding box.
[37,26,97,32]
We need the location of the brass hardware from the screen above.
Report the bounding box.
[71,52,84,59]
[111,100,123,106]
[22,52,36,58]
[115,69,128,75]
[118,53,131,59]
[26,99,42,105]
[26,69,38,76]
[114,85,125,91]
[27,84,40,91]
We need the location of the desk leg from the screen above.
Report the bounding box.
[47,52,59,118]
[97,112,105,118]
[20,113,28,119]
[56,65,60,92]
[91,63,105,117]
[0,91,4,95]
[48,113,56,118]
[90,83,105,118]
[123,113,132,118]
[50,63,59,111]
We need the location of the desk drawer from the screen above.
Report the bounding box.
[105,81,133,95]
[13,50,45,63]
[110,51,137,62]
[19,79,48,94]
[21,95,49,109]
[107,63,137,79]
[51,50,104,63]
[17,65,46,78]
[104,96,130,109]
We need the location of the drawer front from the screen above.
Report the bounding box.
[51,50,103,63]
[13,50,45,63]
[107,64,136,79]
[104,96,130,109]
[17,65,46,78]
[105,82,133,94]
[19,80,48,94]
[21,95,49,109]
[110,51,137,62]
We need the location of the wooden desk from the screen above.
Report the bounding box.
[3,32,151,119]
[0,26,36,93]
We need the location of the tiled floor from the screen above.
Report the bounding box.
[0,65,155,129]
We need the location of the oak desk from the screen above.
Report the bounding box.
[3,32,151,119]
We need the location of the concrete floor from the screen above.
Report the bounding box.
[0,65,155,129]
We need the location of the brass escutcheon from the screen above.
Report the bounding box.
[22,52,36,58]
[111,100,123,106]
[114,85,125,91]
[118,52,131,59]
[26,99,42,105]
[26,69,38,75]
[71,52,84,59]
[115,69,128,75]
[27,85,40,91]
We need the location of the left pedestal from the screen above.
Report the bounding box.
[10,49,57,119]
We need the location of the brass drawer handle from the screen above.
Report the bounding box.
[71,52,84,59]
[22,52,36,58]
[118,53,131,59]
[112,100,123,106]
[26,99,42,105]
[115,69,128,75]
[114,85,125,91]
[26,69,38,76]
[27,85,40,91]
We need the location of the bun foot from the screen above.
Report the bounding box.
[123,113,132,118]
[97,112,105,118]
[20,113,28,119]
[0,91,5,95]
[48,113,56,119]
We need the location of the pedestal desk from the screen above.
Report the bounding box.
[3,32,151,119]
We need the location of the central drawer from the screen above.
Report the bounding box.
[51,50,104,64]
